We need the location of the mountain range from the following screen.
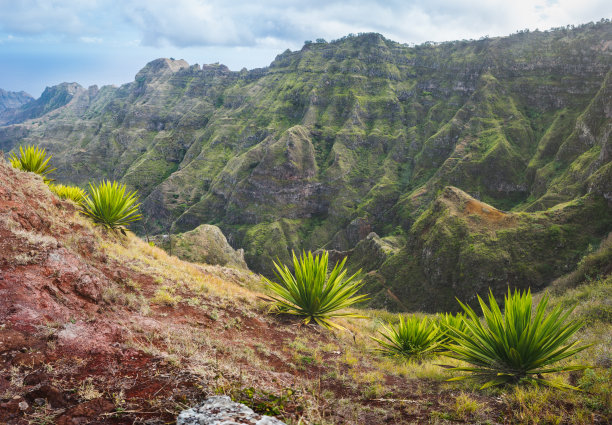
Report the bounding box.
[0,21,610,311]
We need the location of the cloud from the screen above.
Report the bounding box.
[0,0,609,48]
[0,0,97,35]
[80,36,103,44]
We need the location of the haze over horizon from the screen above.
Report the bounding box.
[0,0,610,97]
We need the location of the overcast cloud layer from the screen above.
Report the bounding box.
[0,0,610,96]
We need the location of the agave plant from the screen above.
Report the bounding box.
[263,250,368,330]
[372,315,441,359]
[48,183,87,204]
[9,145,56,182]
[444,288,590,389]
[80,180,142,231]
[435,312,468,347]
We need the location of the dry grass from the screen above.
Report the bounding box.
[101,235,261,301]
[77,377,103,401]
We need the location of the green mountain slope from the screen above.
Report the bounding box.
[0,22,610,310]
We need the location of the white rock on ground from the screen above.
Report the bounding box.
[176,396,287,425]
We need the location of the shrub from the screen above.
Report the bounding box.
[9,145,56,182]
[263,250,368,330]
[371,315,441,360]
[48,183,87,203]
[444,288,590,389]
[80,180,142,231]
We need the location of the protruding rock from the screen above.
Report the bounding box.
[152,224,248,269]
[177,396,286,425]
[350,232,401,272]
[329,217,372,251]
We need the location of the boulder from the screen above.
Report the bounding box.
[152,224,248,270]
[177,396,286,425]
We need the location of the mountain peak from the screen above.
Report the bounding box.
[136,58,190,80]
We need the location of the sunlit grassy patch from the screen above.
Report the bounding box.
[151,286,182,307]
[48,183,87,203]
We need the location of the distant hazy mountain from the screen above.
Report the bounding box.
[0,89,33,115]
[1,21,610,311]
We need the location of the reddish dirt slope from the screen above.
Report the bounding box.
[0,159,204,424]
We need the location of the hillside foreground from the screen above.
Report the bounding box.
[0,158,610,424]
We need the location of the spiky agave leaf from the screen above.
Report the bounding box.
[48,183,87,204]
[371,315,441,359]
[435,312,468,349]
[80,180,142,230]
[9,145,56,182]
[263,250,369,330]
[444,288,591,389]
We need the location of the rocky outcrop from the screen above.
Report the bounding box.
[349,232,401,273]
[329,217,372,251]
[151,224,248,269]
[177,396,286,425]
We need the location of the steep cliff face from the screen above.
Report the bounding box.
[0,22,611,308]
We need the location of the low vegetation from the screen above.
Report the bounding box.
[8,144,56,182]
[265,251,593,393]
[80,180,142,231]
[444,289,590,389]
[263,250,368,329]
[436,312,467,347]
[371,315,441,360]
[48,183,87,203]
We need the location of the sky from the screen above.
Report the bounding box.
[0,0,610,97]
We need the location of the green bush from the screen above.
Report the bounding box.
[9,145,56,182]
[48,183,87,203]
[371,315,441,359]
[263,250,368,329]
[80,180,142,231]
[444,288,590,389]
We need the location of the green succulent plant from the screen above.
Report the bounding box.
[9,145,56,182]
[263,250,368,330]
[444,288,590,389]
[435,312,468,347]
[371,315,441,360]
[80,180,142,231]
[48,183,87,204]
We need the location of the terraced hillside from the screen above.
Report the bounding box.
[0,21,610,310]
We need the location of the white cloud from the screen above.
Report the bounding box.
[80,36,103,43]
[0,0,609,47]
